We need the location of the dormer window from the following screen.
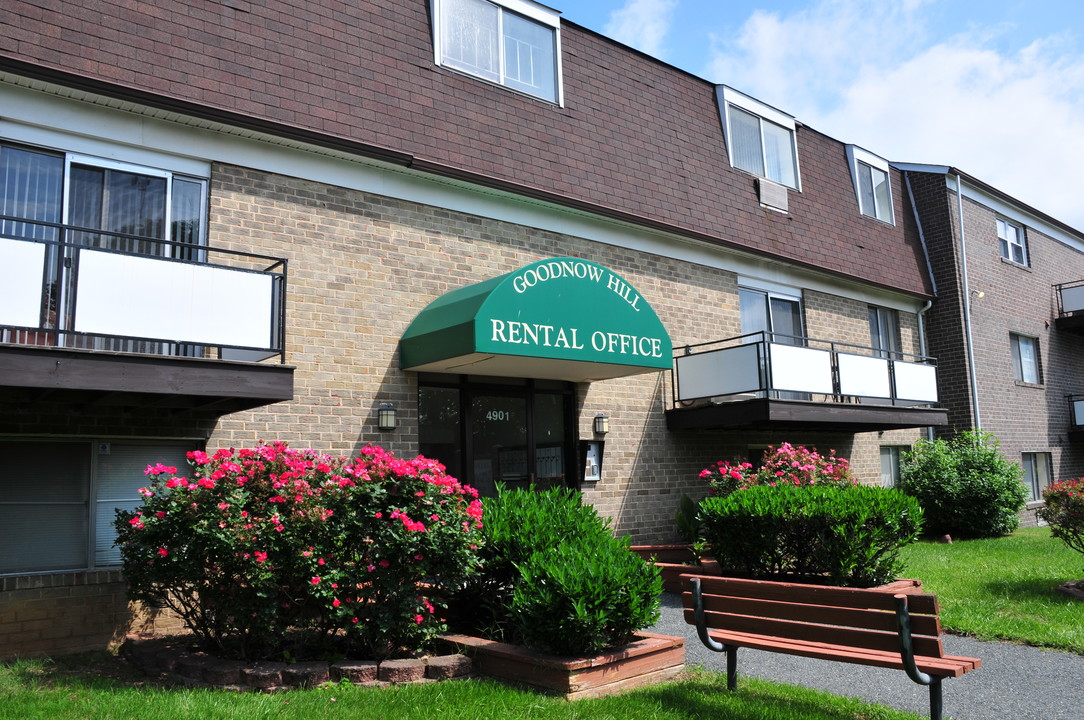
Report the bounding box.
[433,0,562,105]
[846,146,894,224]
[718,86,800,190]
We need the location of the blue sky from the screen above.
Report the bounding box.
[556,1,1084,231]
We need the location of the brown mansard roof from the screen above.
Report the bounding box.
[1,0,932,297]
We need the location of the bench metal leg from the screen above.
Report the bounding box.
[726,645,738,691]
[929,676,943,720]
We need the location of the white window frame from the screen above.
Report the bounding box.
[432,0,563,105]
[1010,333,1040,384]
[847,146,894,224]
[1021,451,1051,502]
[1,143,210,253]
[869,305,901,359]
[997,217,1027,265]
[737,277,804,341]
[718,86,800,190]
[879,446,907,488]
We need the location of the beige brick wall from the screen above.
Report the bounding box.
[204,164,929,541]
[0,571,187,660]
[0,572,129,660]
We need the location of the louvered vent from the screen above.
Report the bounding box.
[757,178,789,212]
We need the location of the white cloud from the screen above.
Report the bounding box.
[703,0,1084,231]
[603,0,678,57]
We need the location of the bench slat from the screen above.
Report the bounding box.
[708,629,978,678]
[680,574,940,615]
[685,607,945,658]
[688,592,942,637]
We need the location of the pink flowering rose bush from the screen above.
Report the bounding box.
[114,442,483,660]
[700,443,855,496]
[1039,478,1084,562]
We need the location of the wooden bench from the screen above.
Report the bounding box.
[680,574,981,720]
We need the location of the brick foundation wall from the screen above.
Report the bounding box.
[0,571,189,660]
[0,571,131,660]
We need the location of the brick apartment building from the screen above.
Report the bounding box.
[900,164,1084,523]
[0,0,950,657]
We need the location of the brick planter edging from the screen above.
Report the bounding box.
[440,631,686,700]
[120,634,473,691]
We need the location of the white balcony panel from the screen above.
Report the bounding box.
[894,361,938,403]
[838,353,891,398]
[74,250,273,349]
[1074,400,1084,427]
[0,238,46,327]
[1062,285,1084,314]
[769,344,833,394]
[675,344,761,401]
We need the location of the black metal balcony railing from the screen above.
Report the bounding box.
[1069,395,1084,431]
[0,215,287,363]
[671,331,940,408]
[1055,280,1084,319]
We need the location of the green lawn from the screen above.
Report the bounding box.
[900,526,1084,653]
[6,527,1079,719]
[0,657,923,720]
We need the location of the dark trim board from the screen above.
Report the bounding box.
[0,345,293,414]
[666,398,948,432]
[1055,315,1084,335]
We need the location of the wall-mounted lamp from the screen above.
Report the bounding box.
[971,290,985,300]
[377,402,398,431]
[593,413,610,435]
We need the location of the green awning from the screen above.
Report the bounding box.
[400,258,672,382]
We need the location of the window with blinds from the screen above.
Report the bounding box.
[434,0,561,104]
[719,87,800,190]
[0,440,192,575]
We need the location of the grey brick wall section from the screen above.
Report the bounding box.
[909,169,1084,488]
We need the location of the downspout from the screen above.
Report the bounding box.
[904,172,936,440]
[955,173,982,430]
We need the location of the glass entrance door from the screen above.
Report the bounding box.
[418,376,574,496]
[471,394,529,495]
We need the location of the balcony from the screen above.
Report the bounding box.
[666,332,948,432]
[0,218,293,414]
[1054,281,1084,334]
[1068,395,1084,442]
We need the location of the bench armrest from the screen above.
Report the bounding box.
[894,593,934,686]
[692,576,728,653]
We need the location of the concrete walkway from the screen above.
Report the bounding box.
[649,592,1084,720]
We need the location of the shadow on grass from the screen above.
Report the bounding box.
[2,651,159,691]
[981,577,1082,604]
[634,669,911,720]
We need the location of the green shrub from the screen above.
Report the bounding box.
[447,485,661,654]
[510,531,663,655]
[674,493,702,543]
[115,443,483,660]
[699,484,923,587]
[899,430,1027,538]
[1038,479,1084,562]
